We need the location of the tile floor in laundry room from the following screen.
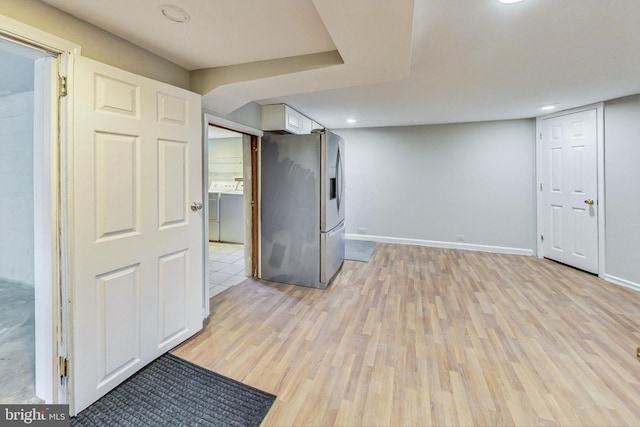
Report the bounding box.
[208,242,246,297]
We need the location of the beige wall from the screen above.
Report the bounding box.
[0,0,189,89]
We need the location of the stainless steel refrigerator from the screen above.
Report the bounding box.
[261,129,345,288]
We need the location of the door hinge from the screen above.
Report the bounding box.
[541,234,544,242]
[59,76,68,97]
[59,356,69,378]
[540,183,543,191]
[250,200,255,207]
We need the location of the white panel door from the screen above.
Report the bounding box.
[540,109,598,273]
[70,56,203,414]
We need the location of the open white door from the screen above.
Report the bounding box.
[69,56,203,414]
[540,108,598,273]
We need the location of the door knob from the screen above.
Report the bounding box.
[584,199,595,205]
[191,202,203,211]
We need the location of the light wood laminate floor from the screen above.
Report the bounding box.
[173,243,640,426]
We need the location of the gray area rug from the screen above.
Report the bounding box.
[345,239,376,262]
[71,353,275,427]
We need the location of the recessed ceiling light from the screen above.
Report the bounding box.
[498,0,524,3]
[160,4,191,23]
[346,118,357,124]
[540,105,557,111]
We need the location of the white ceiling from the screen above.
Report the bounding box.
[40,0,640,128]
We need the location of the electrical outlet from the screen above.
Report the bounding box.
[455,234,465,242]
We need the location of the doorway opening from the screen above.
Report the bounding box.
[0,37,55,404]
[207,126,246,297]
[535,104,605,277]
[203,118,261,304]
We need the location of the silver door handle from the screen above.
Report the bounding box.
[191,202,203,211]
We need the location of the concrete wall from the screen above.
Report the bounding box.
[0,91,34,286]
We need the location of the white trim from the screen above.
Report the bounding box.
[58,52,73,407]
[595,103,606,278]
[0,14,80,55]
[201,115,210,318]
[535,103,605,276]
[204,113,263,137]
[33,55,57,405]
[346,234,535,256]
[201,114,262,318]
[603,274,640,293]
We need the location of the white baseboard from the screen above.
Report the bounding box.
[346,233,535,256]
[603,274,640,293]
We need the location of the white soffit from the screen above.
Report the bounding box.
[202,0,415,116]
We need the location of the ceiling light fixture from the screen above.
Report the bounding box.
[160,4,191,23]
[346,119,357,124]
[540,104,557,111]
[498,0,524,3]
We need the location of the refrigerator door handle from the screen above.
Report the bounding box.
[336,147,343,210]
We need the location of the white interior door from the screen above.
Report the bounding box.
[540,109,598,273]
[70,56,203,414]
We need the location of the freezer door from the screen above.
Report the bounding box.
[321,131,345,232]
[260,132,322,287]
[320,221,345,285]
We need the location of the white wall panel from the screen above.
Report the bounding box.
[571,207,586,257]
[96,264,140,386]
[157,250,188,347]
[95,74,139,118]
[158,139,187,228]
[551,205,563,251]
[551,148,562,192]
[157,92,188,126]
[95,132,140,240]
[572,145,585,193]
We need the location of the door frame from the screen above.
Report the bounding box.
[0,15,80,404]
[202,114,262,314]
[535,102,605,277]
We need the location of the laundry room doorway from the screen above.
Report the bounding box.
[203,116,261,306]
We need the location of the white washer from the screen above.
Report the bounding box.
[209,181,236,192]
